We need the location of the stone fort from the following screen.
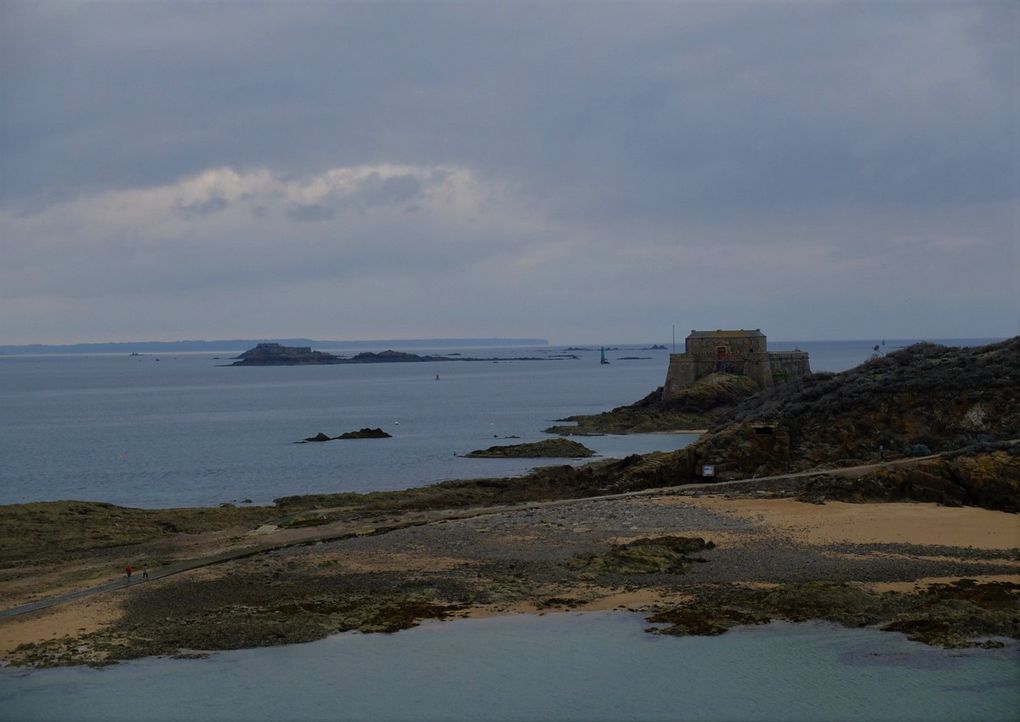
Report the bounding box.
[663,329,810,400]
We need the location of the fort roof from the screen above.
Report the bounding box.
[687,329,765,339]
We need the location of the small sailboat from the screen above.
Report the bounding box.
[600,347,610,365]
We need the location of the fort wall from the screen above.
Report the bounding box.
[768,350,811,383]
[662,329,810,401]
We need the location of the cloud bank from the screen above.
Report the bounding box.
[1,1,1016,343]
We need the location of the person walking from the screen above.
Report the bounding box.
[142,568,149,581]
[125,564,132,580]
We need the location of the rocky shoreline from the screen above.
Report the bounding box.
[2,337,1017,669]
[2,474,1017,669]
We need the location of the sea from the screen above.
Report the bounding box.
[0,337,1015,721]
[0,338,998,509]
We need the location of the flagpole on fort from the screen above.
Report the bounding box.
[672,325,676,353]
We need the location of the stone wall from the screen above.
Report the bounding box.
[663,355,698,398]
[768,351,811,382]
[662,329,810,401]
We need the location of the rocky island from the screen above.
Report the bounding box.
[1,337,1017,669]
[464,438,595,458]
[231,343,449,366]
[230,343,576,366]
[298,428,392,443]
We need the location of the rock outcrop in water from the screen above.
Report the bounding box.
[231,343,574,366]
[345,350,447,364]
[464,438,595,458]
[299,428,392,443]
[232,344,448,366]
[233,343,343,365]
[337,427,391,439]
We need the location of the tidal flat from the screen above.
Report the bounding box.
[2,477,1018,668]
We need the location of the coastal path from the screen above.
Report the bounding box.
[0,448,997,620]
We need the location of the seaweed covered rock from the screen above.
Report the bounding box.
[465,439,595,458]
[647,580,1020,648]
[570,536,715,575]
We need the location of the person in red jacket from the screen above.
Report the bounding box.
[125,564,132,580]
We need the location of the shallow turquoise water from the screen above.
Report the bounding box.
[1,614,1016,722]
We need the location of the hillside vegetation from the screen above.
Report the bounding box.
[696,338,1020,472]
[536,338,1020,512]
[545,373,759,434]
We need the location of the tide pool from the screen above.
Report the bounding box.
[1,614,1016,722]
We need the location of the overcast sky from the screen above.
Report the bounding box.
[1,1,1017,345]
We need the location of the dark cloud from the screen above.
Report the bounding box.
[3,2,1014,215]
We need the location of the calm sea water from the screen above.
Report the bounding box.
[0,339,999,508]
[1,614,1017,722]
[1,338,1015,720]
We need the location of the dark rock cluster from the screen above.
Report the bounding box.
[465,438,595,458]
[298,428,392,443]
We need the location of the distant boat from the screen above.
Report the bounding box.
[600,347,610,365]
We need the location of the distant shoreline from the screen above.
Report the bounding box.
[1,337,1007,357]
[0,337,550,356]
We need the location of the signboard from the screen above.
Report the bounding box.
[702,464,715,477]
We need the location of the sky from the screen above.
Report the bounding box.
[1,1,1017,345]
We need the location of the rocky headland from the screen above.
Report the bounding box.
[543,338,1020,511]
